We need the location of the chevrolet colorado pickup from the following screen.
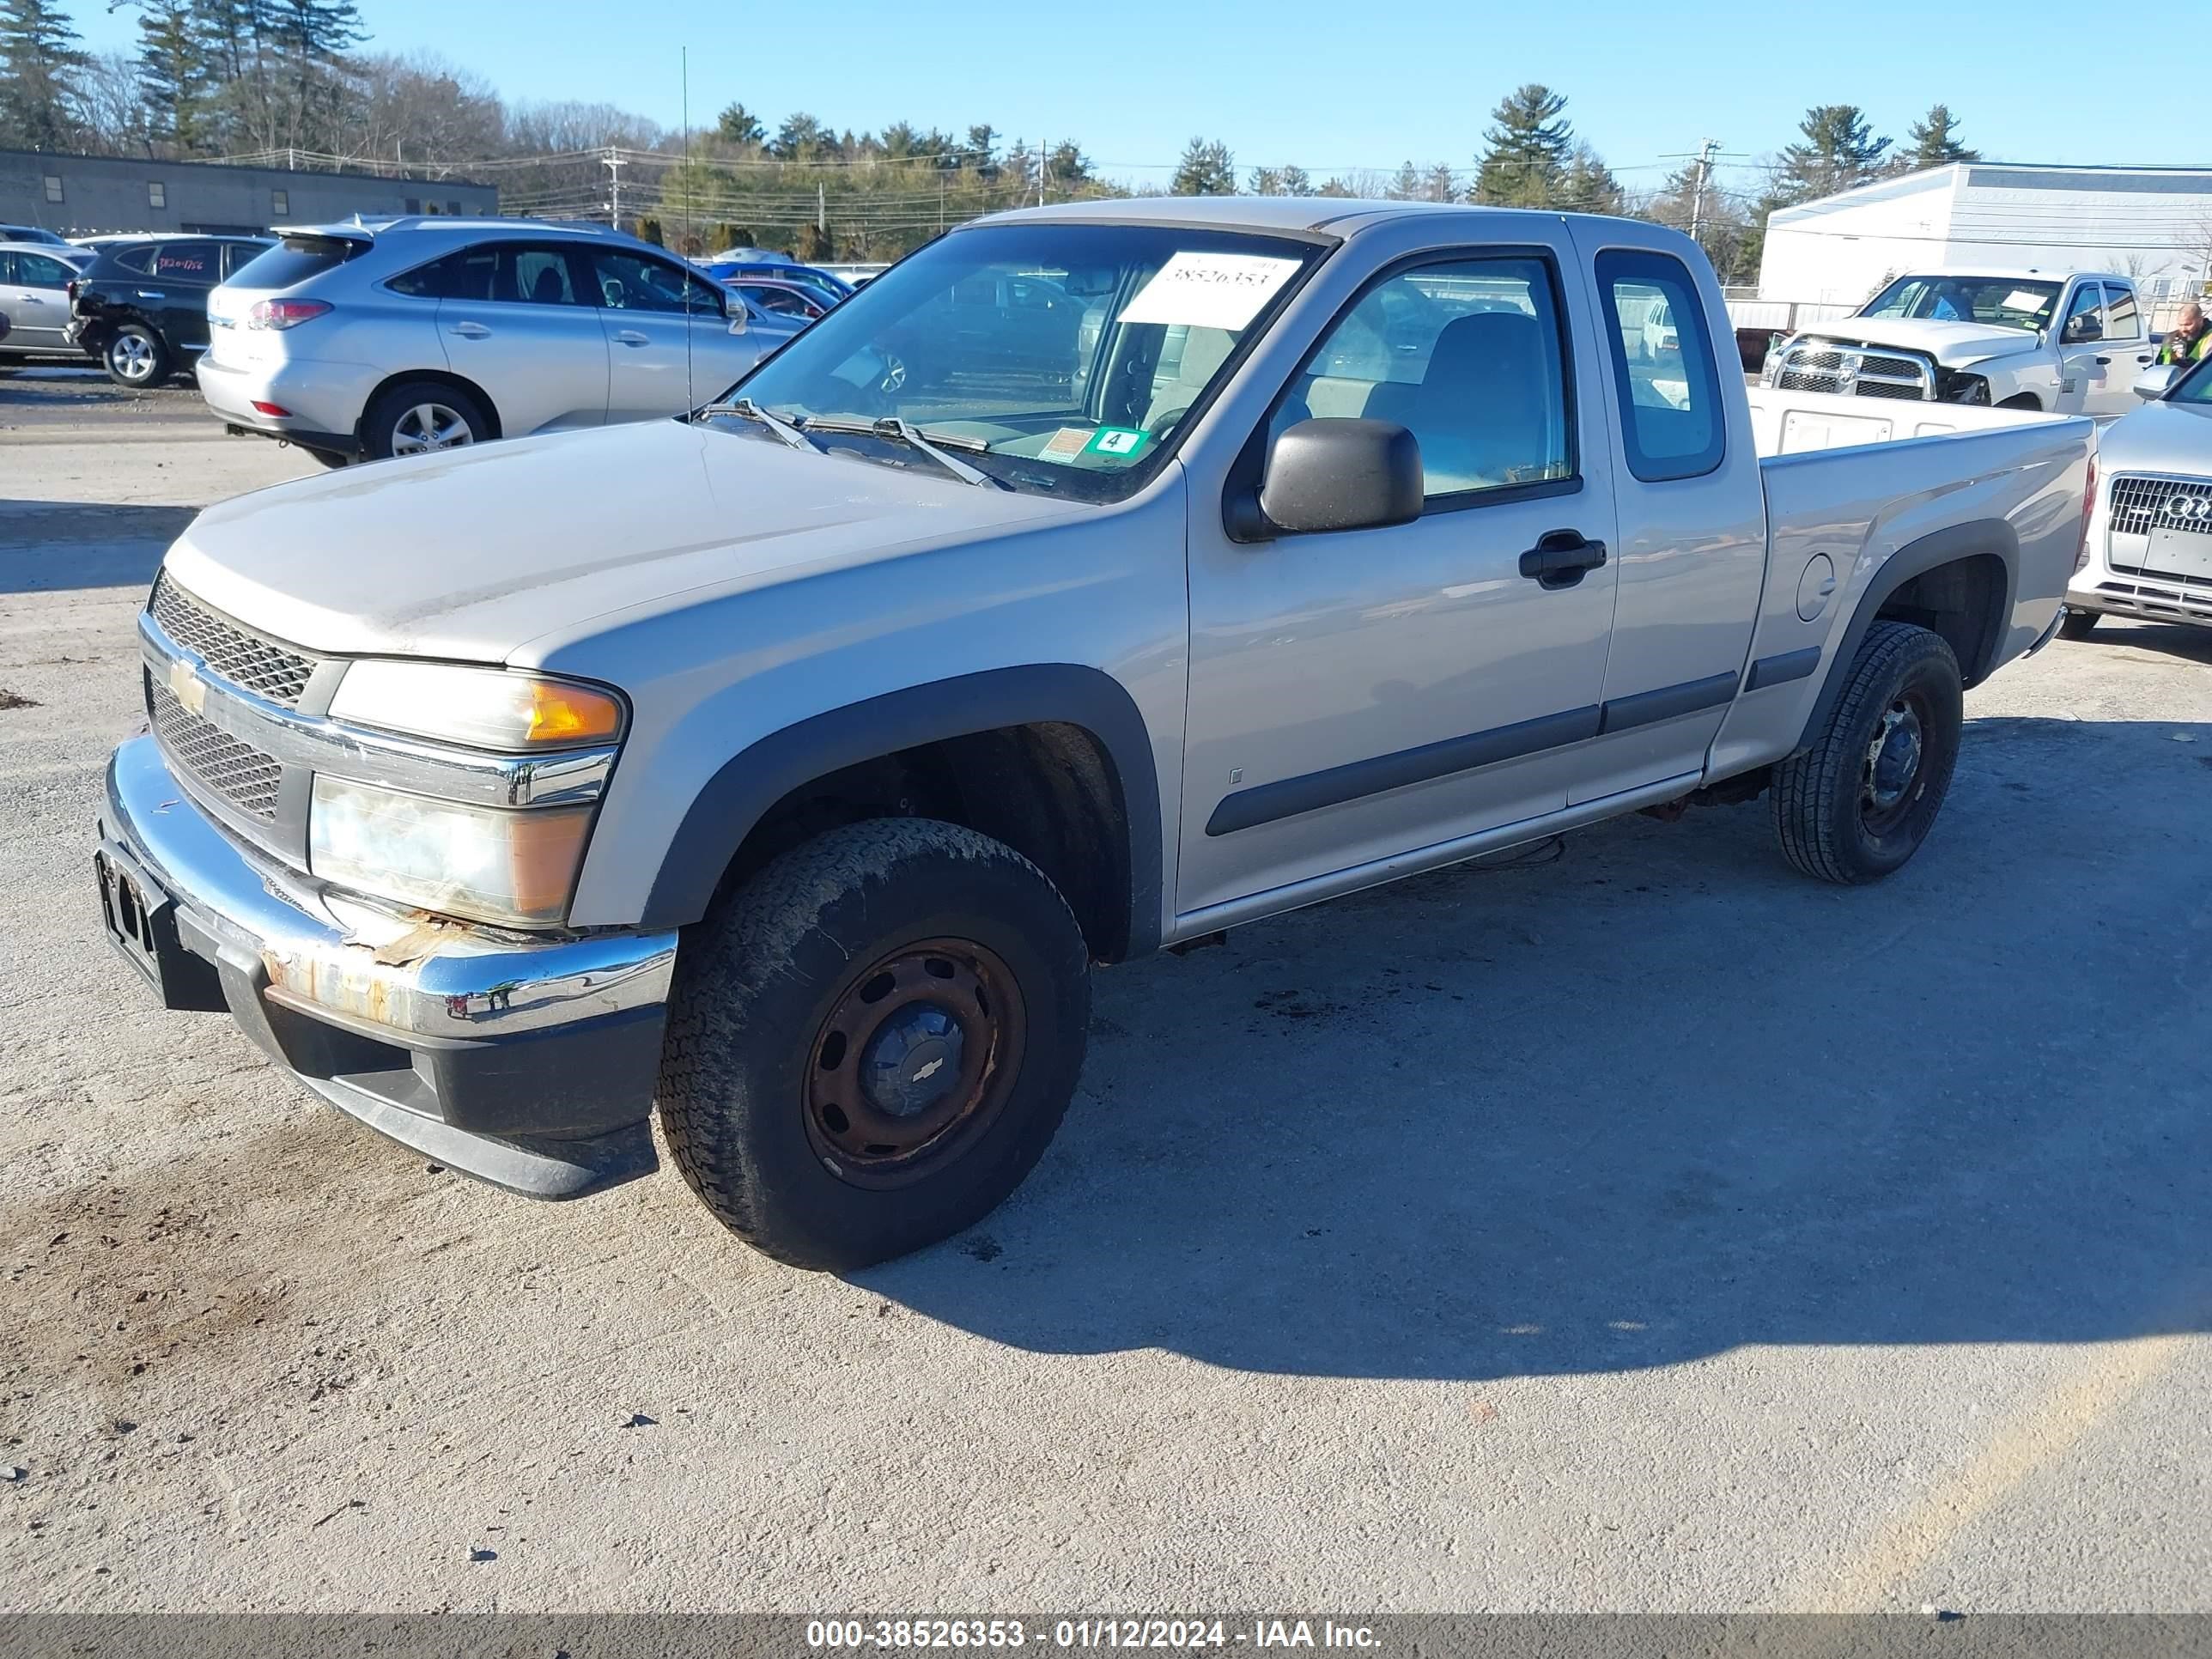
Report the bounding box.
[96,201,2089,1269]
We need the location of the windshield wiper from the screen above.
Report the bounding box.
[804,416,1006,489]
[696,398,820,453]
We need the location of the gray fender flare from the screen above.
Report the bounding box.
[638,664,1164,952]
[1791,519,2018,755]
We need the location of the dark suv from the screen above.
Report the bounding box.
[69,235,272,387]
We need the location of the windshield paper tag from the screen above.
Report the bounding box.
[2001,289,2046,313]
[1084,427,1150,458]
[1117,252,1302,331]
[1038,427,1092,463]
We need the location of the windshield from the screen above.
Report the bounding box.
[1860,275,2061,331]
[2169,356,2212,404]
[711,222,1326,501]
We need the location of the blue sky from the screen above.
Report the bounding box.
[64,0,2204,191]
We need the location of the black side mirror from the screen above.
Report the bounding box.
[2064,315,2102,344]
[1226,417,1424,542]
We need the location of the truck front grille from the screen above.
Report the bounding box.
[149,573,320,707]
[1773,339,1935,401]
[2108,474,2212,539]
[149,678,283,819]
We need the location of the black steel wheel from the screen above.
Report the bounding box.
[659,817,1091,1270]
[1774,622,1963,884]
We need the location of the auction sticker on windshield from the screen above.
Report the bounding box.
[1085,427,1150,459]
[1037,427,1093,463]
[1118,252,1303,330]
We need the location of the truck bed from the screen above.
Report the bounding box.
[1698,386,2094,783]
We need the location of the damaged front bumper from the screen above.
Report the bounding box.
[98,734,678,1198]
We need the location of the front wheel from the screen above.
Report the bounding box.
[658,817,1092,1270]
[104,325,169,389]
[1772,622,1963,884]
[2057,610,2101,641]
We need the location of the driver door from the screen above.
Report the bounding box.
[2055,281,2106,416]
[1177,240,1621,915]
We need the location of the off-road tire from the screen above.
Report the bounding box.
[2057,610,2101,641]
[362,379,493,461]
[1773,621,1963,884]
[658,817,1091,1271]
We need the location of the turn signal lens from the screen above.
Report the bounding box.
[329,660,625,750]
[310,776,592,927]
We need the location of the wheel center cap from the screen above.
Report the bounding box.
[861,1006,965,1118]
[1872,712,1923,808]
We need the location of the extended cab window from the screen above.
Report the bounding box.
[1268,255,1574,501]
[1595,249,1723,483]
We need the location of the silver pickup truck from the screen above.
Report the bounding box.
[95,201,2089,1269]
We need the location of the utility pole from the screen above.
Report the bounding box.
[817,181,827,233]
[1689,136,1719,244]
[1038,140,1048,208]
[602,149,625,228]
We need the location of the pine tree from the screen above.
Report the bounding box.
[1386,160,1423,200]
[1473,84,1574,206]
[1170,136,1235,196]
[1771,104,1892,204]
[1560,145,1621,215]
[1423,162,1458,203]
[136,0,209,153]
[0,0,91,151]
[1902,104,1978,170]
[714,101,764,146]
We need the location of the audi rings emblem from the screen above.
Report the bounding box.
[2160,491,2212,525]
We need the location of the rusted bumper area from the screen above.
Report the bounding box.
[97,735,677,1198]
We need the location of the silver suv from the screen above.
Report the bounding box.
[197,216,799,467]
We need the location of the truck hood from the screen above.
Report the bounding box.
[164,419,1091,662]
[1805,316,2045,368]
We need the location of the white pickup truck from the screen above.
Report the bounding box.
[95,202,2088,1269]
[1765,268,2154,418]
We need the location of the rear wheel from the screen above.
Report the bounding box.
[2057,610,2101,641]
[362,380,492,461]
[659,817,1092,1270]
[1773,622,1963,884]
[104,325,168,389]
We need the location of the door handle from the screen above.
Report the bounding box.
[137,290,166,300]
[447,321,490,339]
[1518,530,1608,589]
[613,330,650,347]
[2094,356,2111,366]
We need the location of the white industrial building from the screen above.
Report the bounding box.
[1758,162,2212,319]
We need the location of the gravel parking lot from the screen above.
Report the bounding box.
[3,370,2209,1614]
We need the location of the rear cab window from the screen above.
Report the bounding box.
[1594,249,1724,482]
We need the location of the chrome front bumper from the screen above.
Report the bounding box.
[100,734,679,1197]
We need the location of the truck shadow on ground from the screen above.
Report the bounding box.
[0,500,191,594]
[864,714,2212,1380]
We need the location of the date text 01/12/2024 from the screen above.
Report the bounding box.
[804,1620,1381,1650]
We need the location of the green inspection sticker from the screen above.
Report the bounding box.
[1084,426,1151,459]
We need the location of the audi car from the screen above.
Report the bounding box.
[2063,353,2212,640]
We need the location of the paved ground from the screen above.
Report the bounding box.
[3,373,2209,1614]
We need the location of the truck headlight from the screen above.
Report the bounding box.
[327,660,624,750]
[309,776,594,927]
